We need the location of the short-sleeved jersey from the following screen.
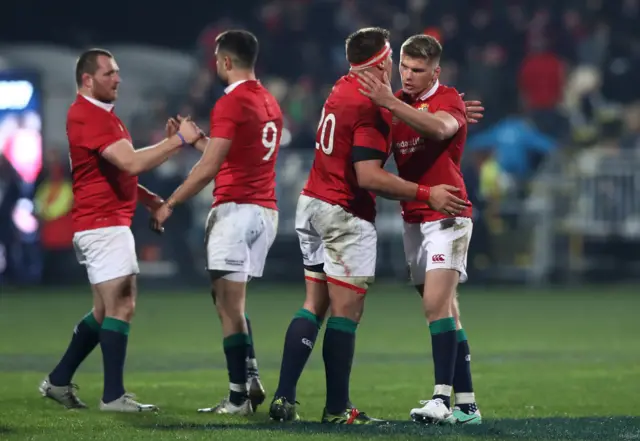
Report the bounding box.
[392,83,472,223]
[302,75,393,223]
[210,80,283,210]
[67,94,137,233]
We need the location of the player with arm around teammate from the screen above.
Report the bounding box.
[40,48,201,412]
[152,30,280,416]
[357,34,482,425]
[267,27,469,425]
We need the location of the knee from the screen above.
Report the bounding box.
[105,284,136,321]
[329,293,365,323]
[422,288,454,323]
[112,295,136,322]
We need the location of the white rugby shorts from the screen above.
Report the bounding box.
[403,217,473,285]
[204,202,278,278]
[295,194,377,279]
[73,226,139,285]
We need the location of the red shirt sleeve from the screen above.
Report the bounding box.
[352,105,390,153]
[436,89,467,129]
[83,115,125,153]
[210,95,243,140]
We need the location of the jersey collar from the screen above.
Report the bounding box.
[224,80,249,94]
[418,80,440,101]
[80,94,114,112]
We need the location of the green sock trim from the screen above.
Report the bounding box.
[326,316,358,334]
[102,317,130,335]
[223,333,250,348]
[457,328,468,343]
[244,313,250,320]
[429,317,456,335]
[82,311,101,332]
[294,308,323,329]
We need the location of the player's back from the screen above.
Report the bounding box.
[212,80,283,210]
[303,75,392,223]
[392,84,471,223]
[66,95,137,233]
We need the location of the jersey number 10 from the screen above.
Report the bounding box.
[315,108,335,155]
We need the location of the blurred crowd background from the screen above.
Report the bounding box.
[1,0,639,288]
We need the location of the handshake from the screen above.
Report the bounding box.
[165,115,206,145]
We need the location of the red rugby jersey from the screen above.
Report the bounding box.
[66,94,137,233]
[210,80,283,210]
[392,82,472,223]
[302,75,393,223]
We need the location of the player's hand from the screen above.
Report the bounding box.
[165,117,179,138]
[459,93,484,124]
[177,117,203,144]
[428,184,470,216]
[178,114,207,140]
[355,71,395,109]
[149,203,173,234]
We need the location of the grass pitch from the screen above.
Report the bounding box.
[0,283,639,440]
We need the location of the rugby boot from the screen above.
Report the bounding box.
[197,396,253,415]
[39,376,88,409]
[321,407,386,425]
[247,376,266,411]
[452,406,482,425]
[99,393,158,412]
[269,396,300,422]
[410,398,456,424]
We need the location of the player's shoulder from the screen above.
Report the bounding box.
[328,76,377,116]
[67,96,105,128]
[433,84,464,106]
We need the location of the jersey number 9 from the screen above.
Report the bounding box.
[315,108,335,155]
[262,121,278,161]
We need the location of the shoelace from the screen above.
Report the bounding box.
[346,408,361,424]
[62,384,82,403]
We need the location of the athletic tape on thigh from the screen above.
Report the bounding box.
[326,276,374,294]
[304,269,327,283]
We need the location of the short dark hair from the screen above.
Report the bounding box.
[75,48,113,87]
[215,30,259,69]
[345,27,391,65]
[401,35,443,63]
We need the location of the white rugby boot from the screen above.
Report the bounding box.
[99,393,158,412]
[39,376,88,409]
[410,398,456,424]
[197,396,253,415]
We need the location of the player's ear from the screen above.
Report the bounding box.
[224,55,233,71]
[433,65,441,80]
[82,72,92,89]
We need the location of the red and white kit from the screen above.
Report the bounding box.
[67,94,139,285]
[297,43,393,290]
[204,80,282,280]
[393,81,473,284]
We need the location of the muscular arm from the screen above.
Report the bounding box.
[386,98,460,141]
[165,137,232,207]
[352,147,420,201]
[101,135,183,176]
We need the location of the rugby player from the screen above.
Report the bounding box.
[268,27,469,424]
[152,30,281,416]
[357,34,482,424]
[40,48,201,412]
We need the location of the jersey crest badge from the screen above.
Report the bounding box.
[417,102,430,112]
